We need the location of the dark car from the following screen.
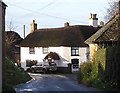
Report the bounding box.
[31,62,57,74]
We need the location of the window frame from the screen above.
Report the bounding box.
[29,47,35,54]
[42,47,49,54]
[71,47,79,56]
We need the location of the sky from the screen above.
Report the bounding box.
[3,0,109,38]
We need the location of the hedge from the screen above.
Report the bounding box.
[77,46,120,91]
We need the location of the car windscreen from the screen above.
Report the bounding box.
[44,62,49,66]
[49,62,56,66]
[36,63,42,66]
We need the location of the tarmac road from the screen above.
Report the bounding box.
[15,73,102,93]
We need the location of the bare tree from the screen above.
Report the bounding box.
[6,32,19,45]
[6,19,18,31]
[5,31,23,60]
[104,0,119,22]
[5,31,22,46]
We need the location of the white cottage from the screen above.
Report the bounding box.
[20,17,100,72]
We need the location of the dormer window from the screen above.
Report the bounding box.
[29,47,35,54]
[71,47,79,56]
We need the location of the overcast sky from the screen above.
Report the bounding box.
[3,0,109,38]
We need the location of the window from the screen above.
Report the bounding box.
[71,47,79,56]
[36,62,43,66]
[43,47,49,54]
[86,52,90,61]
[29,47,35,54]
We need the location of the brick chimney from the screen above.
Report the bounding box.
[31,20,37,32]
[89,13,98,27]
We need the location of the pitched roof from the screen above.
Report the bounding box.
[2,1,7,8]
[20,25,100,47]
[85,14,120,44]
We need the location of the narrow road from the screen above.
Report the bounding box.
[15,73,101,92]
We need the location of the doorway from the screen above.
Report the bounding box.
[71,59,79,72]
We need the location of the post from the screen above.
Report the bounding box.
[1,1,7,92]
[118,1,120,29]
[0,0,2,92]
[24,25,25,39]
[117,0,120,89]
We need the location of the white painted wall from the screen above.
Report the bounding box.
[89,19,98,27]
[21,46,89,70]
[0,0,2,92]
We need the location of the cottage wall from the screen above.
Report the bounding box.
[89,44,98,62]
[21,46,89,70]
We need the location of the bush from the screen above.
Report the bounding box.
[26,60,37,67]
[4,57,32,92]
[77,47,120,92]
[6,44,15,61]
[77,62,92,86]
[81,62,92,79]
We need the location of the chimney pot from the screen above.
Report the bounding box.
[90,13,92,18]
[89,13,98,27]
[93,14,97,18]
[33,20,35,23]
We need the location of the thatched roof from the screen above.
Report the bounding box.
[85,14,120,44]
[20,25,100,47]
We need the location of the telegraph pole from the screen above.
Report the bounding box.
[24,25,25,39]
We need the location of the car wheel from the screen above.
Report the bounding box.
[42,69,46,74]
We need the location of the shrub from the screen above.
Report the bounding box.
[26,60,37,67]
[77,47,120,92]
[77,62,93,86]
[80,62,92,79]
[4,57,32,92]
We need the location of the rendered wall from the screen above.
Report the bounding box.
[89,44,98,62]
[21,46,89,70]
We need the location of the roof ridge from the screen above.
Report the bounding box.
[36,25,94,31]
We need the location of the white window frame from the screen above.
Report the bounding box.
[71,47,79,56]
[43,47,49,54]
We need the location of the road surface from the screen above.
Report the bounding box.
[15,73,102,93]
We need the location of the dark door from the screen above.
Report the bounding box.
[71,59,79,72]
